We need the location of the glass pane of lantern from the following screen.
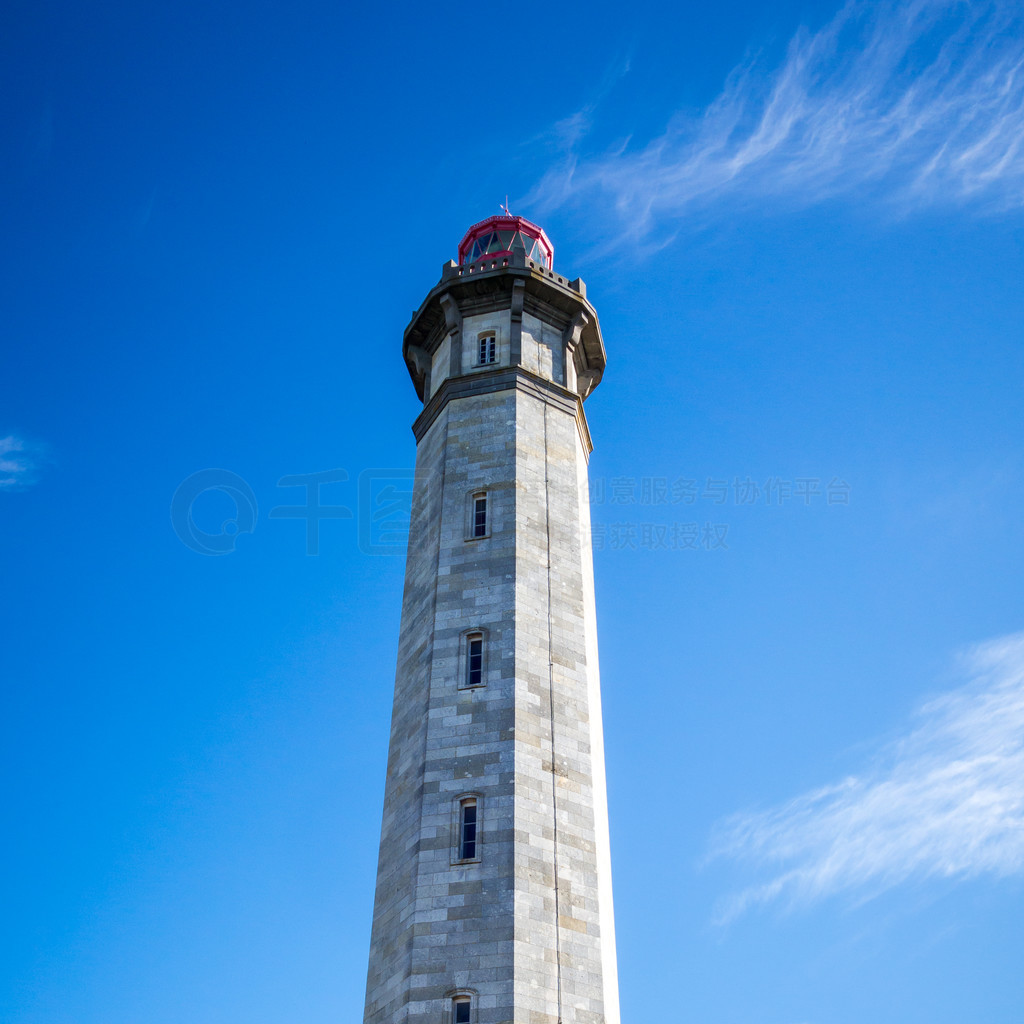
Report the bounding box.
[497,231,514,248]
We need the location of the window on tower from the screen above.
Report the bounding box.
[466,634,483,688]
[452,997,471,1024]
[452,794,482,864]
[458,628,488,690]
[459,800,478,861]
[472,492,487,538]
[477,332,496,365]
[465,489,491,542]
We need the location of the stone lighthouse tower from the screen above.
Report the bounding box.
[362,216,618,1024]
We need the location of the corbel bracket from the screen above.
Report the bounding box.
[509,279,526,365]
[440,291,462,335]
[510,279,526,323]
[440,292,463,378]
[563,310,591,396]
[407,344,431,379]
[403,348,432,403]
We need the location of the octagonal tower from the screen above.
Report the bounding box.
[363,217,618,1024]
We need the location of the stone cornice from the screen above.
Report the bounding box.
[403,255,606,402]
[412,366,594,460]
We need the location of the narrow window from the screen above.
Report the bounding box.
[472,493,487,538]
[459,800,477,860]
[452,997,471,1024]
[466,634,483,687]
[478,333,496,365]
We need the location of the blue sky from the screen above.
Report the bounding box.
[2,1,1023,1022]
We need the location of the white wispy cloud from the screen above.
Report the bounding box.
[0,435,46,491]
[708,631,1024,923]
[528,0,1024,238]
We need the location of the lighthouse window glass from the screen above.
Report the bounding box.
[459,801,478,860]
[473,493,487,537]
[463,228,550,267]
[476,232,497,256]
[466,635,483,687]
[478,333,496,365]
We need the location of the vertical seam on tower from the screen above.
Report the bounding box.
[543,401,564,1024]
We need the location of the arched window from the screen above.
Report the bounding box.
[452,796,481,864]
[477,332,496,366]
[451,995,472,1024]
[458,628,488,689]
[466,633,483,688]
[458,799,478,861]
[471,492,487,539]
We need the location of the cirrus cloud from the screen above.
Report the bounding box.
[528,0,1024,241]
[708,631,1024,923]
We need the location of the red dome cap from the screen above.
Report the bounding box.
[458,215,554,268]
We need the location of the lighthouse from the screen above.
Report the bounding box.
[362,215,618,1024]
